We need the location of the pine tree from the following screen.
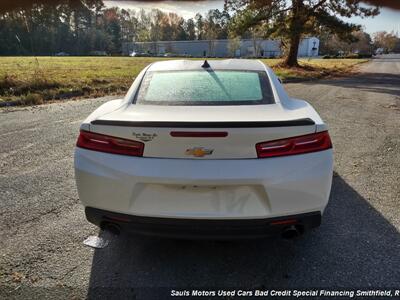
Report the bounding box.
[225,0,379,67]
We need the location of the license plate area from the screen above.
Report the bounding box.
[129,184,271,218]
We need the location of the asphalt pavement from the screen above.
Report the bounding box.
[0,55,399,299]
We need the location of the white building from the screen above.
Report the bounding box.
[122,37,319,58]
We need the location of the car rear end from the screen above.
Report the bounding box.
[74,60,333,239]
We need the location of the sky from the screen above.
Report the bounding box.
[104,0,400,35]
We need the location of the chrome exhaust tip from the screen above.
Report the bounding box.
[281,225,302,239]
[101,222,121,236]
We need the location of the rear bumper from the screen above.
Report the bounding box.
[75,148,333,219]
[86,207,321,239]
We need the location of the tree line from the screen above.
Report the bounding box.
[0,0,231,56]
[1,0,399,66]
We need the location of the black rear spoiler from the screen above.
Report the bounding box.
[91,118,315,128]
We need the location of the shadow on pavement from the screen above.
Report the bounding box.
[87,174,400,299]
[309,72,400,97]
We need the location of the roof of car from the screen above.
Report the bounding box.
[146,59,267,72]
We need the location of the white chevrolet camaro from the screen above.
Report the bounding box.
[74,59,333,239]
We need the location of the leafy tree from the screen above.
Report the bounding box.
[184,18,196,40]
[228,36,241,56]
[204,9,230,40]
[195,13,205,40]
[118,8,139,43]
[320,29,372,56]
[136,9,152,42]
[102,8,122,53]
[225,0,379,67]
[373,31,399,53]
[0,0,107,55]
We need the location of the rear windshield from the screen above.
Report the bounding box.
[135,70,275,105]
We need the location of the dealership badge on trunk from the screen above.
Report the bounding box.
[132,132,157,142]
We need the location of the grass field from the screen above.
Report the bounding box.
[0,56,368,106]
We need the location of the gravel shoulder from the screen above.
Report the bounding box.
[0,55,399,299]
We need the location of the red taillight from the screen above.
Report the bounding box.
[256,131,332,158]
[77,130,144,157]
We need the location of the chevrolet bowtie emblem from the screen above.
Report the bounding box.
[185,147,214,157]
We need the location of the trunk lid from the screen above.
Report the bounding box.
[89,104,316,159]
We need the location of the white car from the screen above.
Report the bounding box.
[74,59,333,239]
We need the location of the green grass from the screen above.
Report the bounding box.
[261,58,368,81]
[0,56,368,106]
